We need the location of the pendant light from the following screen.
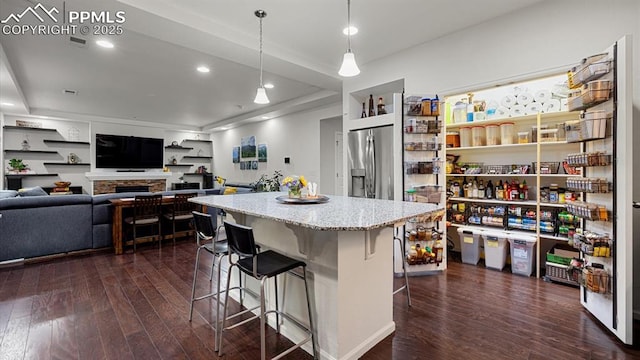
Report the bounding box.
[254,10,270,104]
[338,0,360,77]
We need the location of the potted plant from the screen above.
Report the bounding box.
[7,158,28,173]
[254,170,283,192]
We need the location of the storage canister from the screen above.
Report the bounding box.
[500,122,515,144]
[471,126,486,147]
[446,132,460,148]
[485,125,500,146]
[421,98,432,116]
[517,131,529,144]
[459,127,472,147]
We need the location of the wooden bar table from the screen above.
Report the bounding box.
[191,192,442,360]
[110,195,179,254]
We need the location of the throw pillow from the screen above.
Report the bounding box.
[222,187,237,195]
[18,186,49,197]
[0,190,18,199]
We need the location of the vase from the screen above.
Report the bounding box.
[288,187,302,198]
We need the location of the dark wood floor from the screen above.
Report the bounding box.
[0,241,639,360]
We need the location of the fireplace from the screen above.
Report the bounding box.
[85,172,172,194]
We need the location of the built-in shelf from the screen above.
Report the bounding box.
[165,163,194,167]
[165,145,194,150]
[448,223,563,240]
[446,173,581,178]
[445,111,579,130]
[449,197,537,206]
[182,156,212,159]
[43,162,90,166]
[3,125,57,132]
[4,149,58,154]
[183,173,207,176]
[448,141,576,152]
[540,234,570,241]
[43,140,90,145]
[5,173,59,177]
[182,139,212,143]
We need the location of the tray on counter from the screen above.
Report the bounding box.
[276,195,330,204]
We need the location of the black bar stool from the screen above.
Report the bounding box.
[188,211,229,352]
[219,221,317,360]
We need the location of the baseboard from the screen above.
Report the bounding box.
[339,321,395,360]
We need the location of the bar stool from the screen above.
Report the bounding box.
[393,232,412,307]
[188,211,229,351]
[219,221,317,360]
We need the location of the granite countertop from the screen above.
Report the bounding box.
[191,192,443,231]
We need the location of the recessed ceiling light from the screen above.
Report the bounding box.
[261,116,270,120]
[220,127,229,130]
[264,83,274,89]
[1,102,14,106]
[343,26,358,36]
[96,40,114,48]
[196,65,210,73]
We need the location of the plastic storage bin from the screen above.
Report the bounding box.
[471,126,486,147]
[486,125,500,146]
[457,227,482,265]
[459,127,472,147]
[500,122,515,144]
[482,231,509,270]
[508,234,537,276]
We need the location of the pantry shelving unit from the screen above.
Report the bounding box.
[444,72,583,279]
[401,94,447,275]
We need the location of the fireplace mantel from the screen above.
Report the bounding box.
[85,172,172,181]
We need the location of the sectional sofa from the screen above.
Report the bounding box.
[0,187,253,262]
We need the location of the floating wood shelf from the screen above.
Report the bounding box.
[182,139,212,143]
[4,149,58,154]
[43,162,90,166]
[5,173,59,177]
[165,163,195,167]
[43,140,90,145]
[182,156,212,159]
[3,125,57,132]
[165,145,194,150]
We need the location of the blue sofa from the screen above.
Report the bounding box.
[0,187,253,262]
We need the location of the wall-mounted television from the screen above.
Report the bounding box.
[95,134,163,169]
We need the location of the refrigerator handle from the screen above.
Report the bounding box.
[633,201,640,209]
[365,130,375,198]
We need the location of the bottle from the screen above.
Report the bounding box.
[478,180,485,199]
[471,178,479,199]
[461,176,467,197]
[434,239,444,263]
[486,180,494,199]
[368,94,375,117]
[504,180,510,201]
[361,102,367,118]
[467,93,475,122]
[431,95,440,116]
[496,180,503,200]
[520,180,528,201]
[377,97,387,115]
[510,179,519,201]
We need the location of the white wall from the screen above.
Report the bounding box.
[211,103,342,192]
[319,116,342,195]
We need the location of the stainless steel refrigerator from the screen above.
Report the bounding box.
[347,125,394,200]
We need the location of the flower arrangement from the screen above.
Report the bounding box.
[282,175,307,198]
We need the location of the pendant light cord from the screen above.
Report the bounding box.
[346,0,352,52]
[259,15,264,87]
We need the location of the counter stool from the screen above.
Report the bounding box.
[219,221,317,360]
[393,234,412,307]
[188,211,229,352]
[124,194,163,252]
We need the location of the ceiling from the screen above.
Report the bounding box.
[0,0,545,130]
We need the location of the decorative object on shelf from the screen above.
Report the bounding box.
[171,140,179,146]
[67,153,79,164]
[15,120,42,128]
[232,146,240,163]
[258,144,267,162]
[241,135,256,158]
[282,175,307,198]
[7,158,30,174]
[68,127,79,141]
[196,165,207,174]
[21,135,30,151]
[52,181,72,195]
[338,0,360,77]
[169,155,177,165]
[253,9,270,104]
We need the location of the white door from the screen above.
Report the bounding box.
[335,131,344,195]
[580,36,633,345]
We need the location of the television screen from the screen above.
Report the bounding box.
[95,134,163,169]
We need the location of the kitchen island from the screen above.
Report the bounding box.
[191,192,442,360]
